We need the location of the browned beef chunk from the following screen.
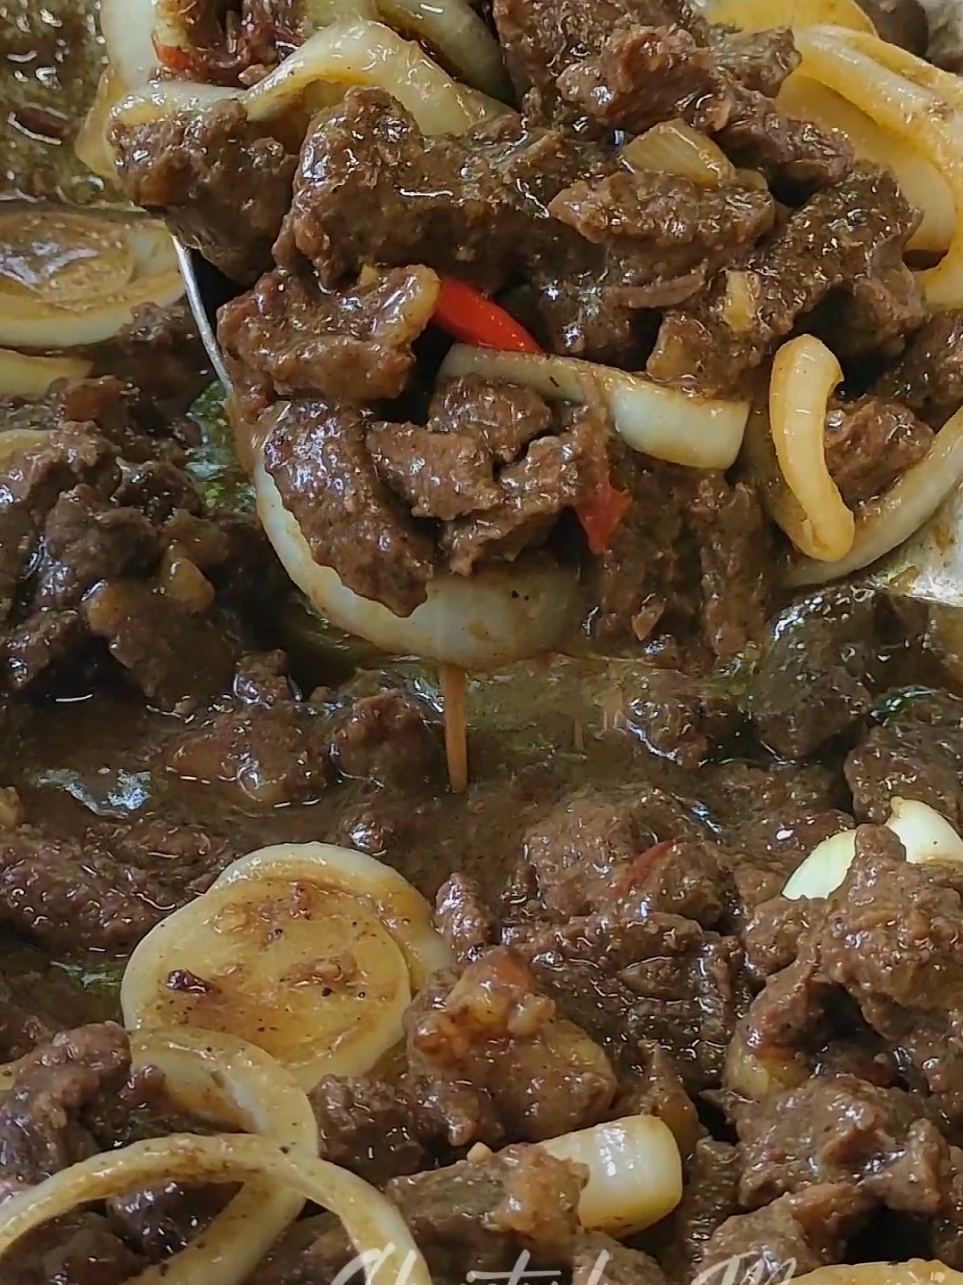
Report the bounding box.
[933,1152,963,1270]
[84,300,211,413]
[606,666,739,771]
[743,587,877,761]
[648,166,922,393]
[261,399,436,616]
[710,26,800,96]
[429,375,554,463]
[824,397,933,508]
[6,1216,146,1285]
[716,89,853,200]
[310,1073,433,1185]
[662,1139,743,1281]
[110,101,296,284]
[737,826,963,1120]
[573,1234,668,1285]
[744,896,816,981]
[435,873,499,964]
[619,1040,703,1156]
[811,260,929,360]
[697,1184,873,1281]
[873,311,963,428]
[406,947,617,1145]
[736,1075,952,1214]
[548,169,775,308]
[327,690,444,790]
[844,688,963,825]
[218,265,439,405]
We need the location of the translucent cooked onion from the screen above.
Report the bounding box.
[831,26,963,111]
[794,27,963,309]
[0,211,184,350]
[0,1134,432,1285]
[128,1028,316,1285]
[793,1264,963,1285]
[253,451,585,670]
[706,0,876,31]
[769,335,854,562]
[777,75,955,254]
[99,0,160,90]
[243,19,508,133]
[539,1116,682,1237]
[724,1026,808,1099]
[621,120,736,187]
[783,799,963,899]
[122,876,412,1091]
[375,0,512,100]
[212,841,452,989]
[75,70,129,186]
[786,404,963,586]
[0,350,92,399]
[440,345,750,470]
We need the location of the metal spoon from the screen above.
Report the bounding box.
[174,238,963,610]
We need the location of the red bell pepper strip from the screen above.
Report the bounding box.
[432,277,543,354]
[433,277,632,551]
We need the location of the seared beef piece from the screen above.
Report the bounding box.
[619,1040,703,1157]
[328,691,444,790]
[744,896,816,981]
[0,828,167,952]
[743,586,877,760]
[441,405,609,574]
[218,266,439,406]
[548,169,775,307]
[261,399,436,617]
[697,1183,873,1280]
[573,1233,668,1285]
[4,611,86,692]
[109,101,297,284]
[932,1153,963,1270]
[0,427,118,621]
[6,1215,146,1285]
[716,89,853,200]
[710,26,800,96]
[107,1184,237,1264]
[84,580,238,713]
[873,311,963,428]
[737,827,963,1120]
[0,1024,131,1190]
[0,975,54,1062]
[611,667,739,771]
[435,873,499,964]
[735,1074,952,1214]
[406,948,617,1145]
[368,377,555,522]
[87,301,211,413]
[844,688,963,825]
[662,1140,743,1281]
[824,397,933,508]
[556,22,735,135]
[609,838,737,931]
[856,0,928,53]
[310,1074,432,1185]
[811,261,929,360]
[519,783,709,918]
[514,908,749,1092]
[648,166,922,393]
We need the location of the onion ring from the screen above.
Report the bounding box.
[768,334,854,562]
[793,1263,963,1285]
[0,350,92,399]
[0,1134,433,1285]
[374,0,512,100]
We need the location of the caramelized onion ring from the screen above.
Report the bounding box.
[769,335,854,562]
[795,26,963,309]
[0,1134,433,1285]
[707,0,876,32]
[794,1264,963,1285]
[440,345,750,470]
[0,350,92,399]
[786,404,963,586]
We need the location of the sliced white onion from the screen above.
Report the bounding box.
[0,1133,432,1285]
[75,70,130,186]
[706,0,876,31]
[122,875,412,1091]
[375,0,512,100]
[0,350,92,399]
[621,121,736,187]
[724,1026,808,1099]
[439,345,750,470]
[100,0,160,91]
[111,81,246,129]
[769,335,854,562]
[538,1115,682,1237]
[792,1264,963,1285]
[786,404,963,586]
[212,841,452,989]
[243,19,508,134]
[128,1027,316,1285]
[783,829,858,900]
[794,27,963,309]
[830,24,963,111]
[783,798,963,900]
[254,452,585,671]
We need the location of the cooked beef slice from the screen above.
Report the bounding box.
[648,166,923,393]
[435,873,500,964]
[606,666,739,772]
[87,300,212,414]
[327,690,444,790]
[824,397,933,508]
[844,688,963,825]
[618,1040,702,1157]
[218,265,440,406]
[405,947,617,1145]
[873,310,963,428]
[743,586,877,760]
[428,375,554,464]
[661,1139,743,1281]
[261,398,437,616]
[5,1215,146,1285]
[310,1073,432,1185]
[573,1233,668,1285]
[109,101,297,284]
[736,826,963,1119]
[735,1074,952,1214]
[743,896,816,982]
